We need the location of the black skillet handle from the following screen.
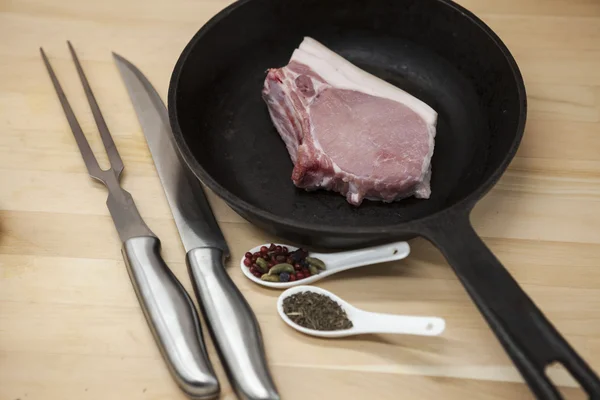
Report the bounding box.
[421,210,600,399]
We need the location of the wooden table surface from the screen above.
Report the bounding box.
[2,0,600,398]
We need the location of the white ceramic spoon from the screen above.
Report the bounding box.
[277,286,446,338]
[240,241,410,289]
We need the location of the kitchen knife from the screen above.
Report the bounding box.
[114,53,280,400]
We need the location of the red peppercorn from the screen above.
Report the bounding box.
[269,243,277,251]
[260,245,268,253]
[245,252,252,259]
[253,271,261,278]
[303,268,310,275]
[275,245,282,252]
[296,272,304,280]
[249,266,257,274]
[252,255,258,262]
[243,258,251,267]
[268,261,275,267]
[289,274,296,282]
[293,264,301,271]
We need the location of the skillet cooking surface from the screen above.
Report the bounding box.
[171,0,522,229]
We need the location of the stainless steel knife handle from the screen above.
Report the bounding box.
[186,247,280,400]
[122,236,220,399]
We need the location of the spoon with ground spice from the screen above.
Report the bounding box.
[277,286,446,338]
[240,241,410,289]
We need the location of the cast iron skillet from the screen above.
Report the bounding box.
[168,0,600,397]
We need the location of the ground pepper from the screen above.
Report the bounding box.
[282,291,353,331]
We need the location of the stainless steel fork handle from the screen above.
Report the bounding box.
[122,236,220,399]
[186,247,280,400]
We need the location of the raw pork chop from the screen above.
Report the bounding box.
[262,37,437,206]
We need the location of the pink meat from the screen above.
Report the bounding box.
[262,37,437,206]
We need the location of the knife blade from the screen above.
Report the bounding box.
[114,53,280,400]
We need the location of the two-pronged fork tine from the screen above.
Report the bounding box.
[67,41,124,178]
[40,47,106,181]
[40,43,124,183]
[40,43,220,399]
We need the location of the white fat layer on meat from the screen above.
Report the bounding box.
[291,37,438,127]
[415,123,436,197]
[348,182,360,204]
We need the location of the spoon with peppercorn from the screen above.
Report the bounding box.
[277,286,446,338]
[240,241,410,289]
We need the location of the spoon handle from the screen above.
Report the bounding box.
[360,311,446,336]
[317,241,410,270]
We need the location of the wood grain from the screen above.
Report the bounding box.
[1,0,599,399]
